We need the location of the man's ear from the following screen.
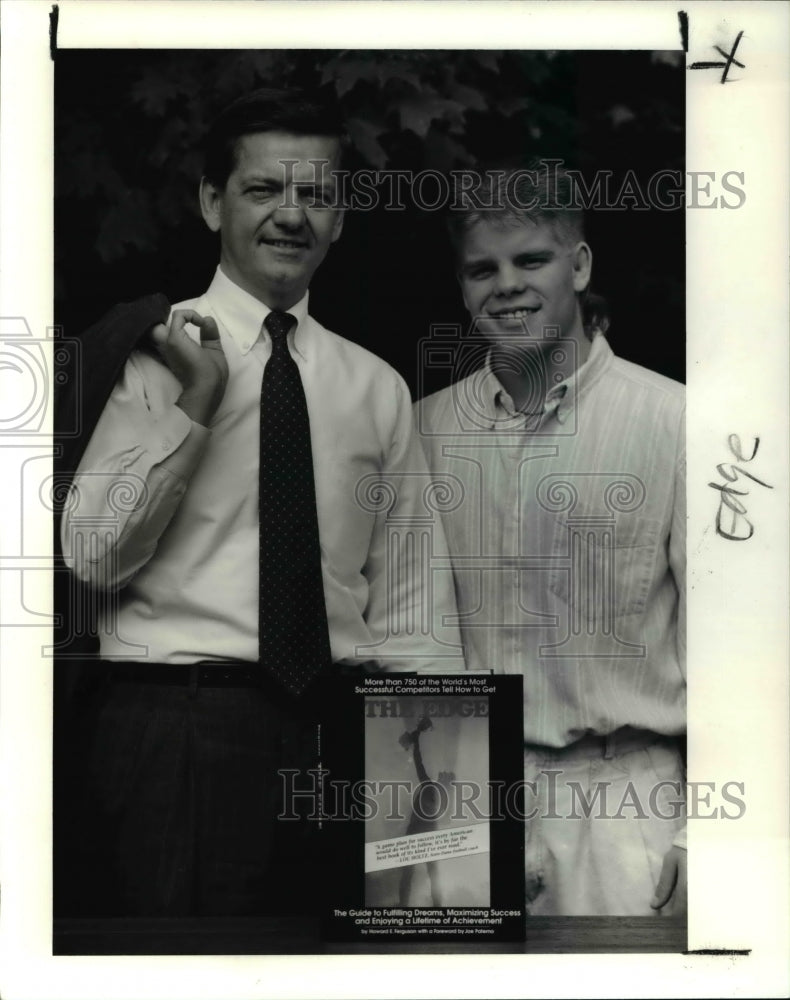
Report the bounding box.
[199,177,223,233]
[456,269,471,313]
[330,207,344,244]
[572,241,593,294]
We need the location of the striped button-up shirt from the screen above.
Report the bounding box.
[416,333,685,747]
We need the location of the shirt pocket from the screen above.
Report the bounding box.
[547,507,662,621]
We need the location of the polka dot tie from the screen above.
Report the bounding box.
[259,310,332,695]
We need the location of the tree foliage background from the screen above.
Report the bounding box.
[56,48,684,395]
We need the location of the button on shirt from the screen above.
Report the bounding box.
[416,333,685,746]
[63,267,463,669]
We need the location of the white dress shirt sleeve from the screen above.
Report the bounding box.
[670,430,687,680]
[61,351,210,591]
[362,376,465,673]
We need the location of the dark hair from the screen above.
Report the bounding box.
[203,87,348,189]
[447,158,609,335]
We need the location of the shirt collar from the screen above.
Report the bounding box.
[204,265,311,358]
[476,331,613,430]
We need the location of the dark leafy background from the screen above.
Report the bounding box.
[56,49,684,395]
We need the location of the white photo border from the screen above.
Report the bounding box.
[0,1,788,998]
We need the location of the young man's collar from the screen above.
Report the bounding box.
[206,266,311,358]
[480,331,613,429]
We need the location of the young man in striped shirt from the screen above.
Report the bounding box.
[416,161,686,916]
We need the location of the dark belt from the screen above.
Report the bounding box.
[107,659,377,692]
[110,662,262,688]
[524,727,681,762]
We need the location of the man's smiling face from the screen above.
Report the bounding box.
[457,215,591,347]
[200,130,344,310]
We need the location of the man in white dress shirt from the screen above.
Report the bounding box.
[56,88,462,919]
[416,160,686,916]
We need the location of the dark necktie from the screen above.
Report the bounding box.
[258,310,332,695]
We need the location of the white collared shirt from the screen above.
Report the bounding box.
[63,267,463,669]
[416,333,686,746]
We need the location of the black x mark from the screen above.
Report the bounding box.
[690,30,745,83]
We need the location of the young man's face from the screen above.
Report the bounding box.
[200,130,344,310]
[457,215,591,347]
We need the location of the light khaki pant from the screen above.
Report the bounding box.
[523,729,685,916]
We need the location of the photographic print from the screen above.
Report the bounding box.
[0,2,787,999]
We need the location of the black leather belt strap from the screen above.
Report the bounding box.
[103,660,378,699]
[110,662,262,688]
